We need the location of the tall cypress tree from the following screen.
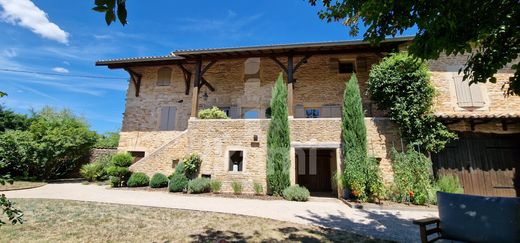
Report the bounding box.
[266,73,291,195]
[341,74,368,198]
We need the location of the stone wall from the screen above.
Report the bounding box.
[129,131,189,176]
[118,131,183,155]
[89,148,117,163]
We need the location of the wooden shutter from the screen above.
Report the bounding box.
[159,106,176,131]
[453,75,485,108]
[229,105,240,119]
[294,104,305,118]
[330,104,341,117]
[157,67,172,86]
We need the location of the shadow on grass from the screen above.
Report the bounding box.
[296,209,420,242]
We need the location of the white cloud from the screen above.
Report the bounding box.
[2,48,17,58]
[52,67,69,73]
[0,0,69,44]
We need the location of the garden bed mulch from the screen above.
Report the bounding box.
[341,198,438,212]
[107,185,283,201]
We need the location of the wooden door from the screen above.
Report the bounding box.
[432,133,520,197]
[296,149,332,192]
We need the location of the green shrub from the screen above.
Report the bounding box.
[253,181,263,195]
[94,131,120,149]
[80,163,103,182]
[181,153,202,178]
[149,173,169,188]
[106,165,131,187]
[174,162,185,175]
[127,172,150,187]
[343,150,366,199]
[210,180,222,193]
[198,107,228,119]
[187,177,210,194]
[266,73,291,195]
[92,154,112,180]
[231,181,242,195]
[435,174,464,194]
[111,152,133,167]
[282,185,310,202]
[368,53,456,152]
[391,147,433,205]
[365,157,385,201]
[169,173,188,192]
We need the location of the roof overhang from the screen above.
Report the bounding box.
[96,36,413,69]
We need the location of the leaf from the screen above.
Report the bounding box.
[105,10,116,25]
[92,6,108,12]
[117,2,127,25]
[94,0,107,5]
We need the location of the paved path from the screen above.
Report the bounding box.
[5,183,437,242]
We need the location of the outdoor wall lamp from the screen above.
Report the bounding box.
[202,92,209,101]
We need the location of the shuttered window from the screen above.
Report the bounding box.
[157,67,172,86]
[321,104,341,118]
[453,75,485,108]
[159,106,176,131]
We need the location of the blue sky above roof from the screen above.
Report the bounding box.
[0,0,416,133]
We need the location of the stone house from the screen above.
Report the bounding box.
[97,37,520,197]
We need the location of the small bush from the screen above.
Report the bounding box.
[188,177,210,194]
[127,172,150,187]
[106,166,131,187]
[436,174,464,194]
[169,173,188,192]
[80,163,102,182]
[182,153,202,178]
[253,181,263,195]
[282,185,310,202]
[231,181,242,195]
[149,173,169,188]
[198,106,229,119]
[174,162,185,175]
[391,147,433,205]
[111,152,134,167]
[365,157,385,201]
[210,180,222,193]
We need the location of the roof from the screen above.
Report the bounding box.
[96,36,413,68]
[435,113,520,120]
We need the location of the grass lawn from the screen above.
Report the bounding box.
[0,199,388,243]
[0,181,46,191]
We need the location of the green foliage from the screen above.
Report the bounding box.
[92,0,127,26]
[266,73,291,195]
[0,91,5,97]
[198,107,229,119]
[127,172,150,187]
[282,185,310,202]
[365,157,385,201]
[168,173,188,192]
[181,153,201,178]
[174,162,185,175]
[231,181,242,195]
[0,193,23,227]
[111,152,133,167]
[149,173,169,188]
[343,151,366,199]
[106,166,131,187]
[390,147,434,205]
[0,105,31,132]
[0,107,97,179]
[187,177,210,194]
[210,179,222,193]
[253,181,263,195]
[368,53,456,152]
[435,174,464,194]
[309,0,520,95]
[94,132,120,148]
[80,163,103,182]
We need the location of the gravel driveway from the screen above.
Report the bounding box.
[5,183,437,242]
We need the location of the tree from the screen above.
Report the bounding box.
[309,0,520,95]
[367,53,456,152]
[92,0,127,26]
[0,106,32,132]
[341,74,367,199]
[95,131,120,148]
[266,73,291,195]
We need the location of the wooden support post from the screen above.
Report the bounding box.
[124,68,142,97]
[178,64,192,95]
[191,59,202,118]
[287,54,294,117]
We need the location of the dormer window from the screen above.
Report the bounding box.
[157,67,172,86]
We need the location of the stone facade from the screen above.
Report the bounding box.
[117,51,518,194]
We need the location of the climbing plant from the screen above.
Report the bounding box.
[266,73,291,195]
[367,53,456,152]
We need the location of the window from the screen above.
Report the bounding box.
[129,151,145,163]
[159,106,176,131]
[242,108,259,119]
[453,75,485,108]
[338,61,355,74]
[157,67,172,86]
[228,150,243,172]
[305,108,320,118]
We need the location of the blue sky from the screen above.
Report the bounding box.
[0,0,415,133]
